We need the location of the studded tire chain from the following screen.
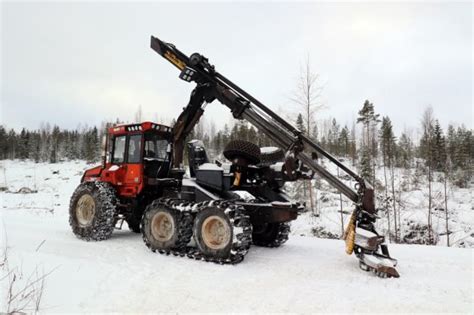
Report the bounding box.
[142,198,253,265]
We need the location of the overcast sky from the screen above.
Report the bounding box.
[1,1,472,135]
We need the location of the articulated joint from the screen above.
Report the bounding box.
[189,52,215,74]
[231,99,250,119]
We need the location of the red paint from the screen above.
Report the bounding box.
[82,121,171,198]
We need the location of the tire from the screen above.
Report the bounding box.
[69,181,117,241]
[223,140,261,165]
[193,206,234,259]
[259,147,285,166]
[252,222,290,247]
[141,200,191,251]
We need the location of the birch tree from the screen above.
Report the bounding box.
[291,56,325,214]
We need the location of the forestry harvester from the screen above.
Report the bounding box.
[69,36,399,278]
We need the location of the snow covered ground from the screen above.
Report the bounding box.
[1,160,473,313]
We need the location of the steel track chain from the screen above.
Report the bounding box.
[143,198,253,265]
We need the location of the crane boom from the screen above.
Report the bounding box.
[150,35,375,213]
[150,35,400,278]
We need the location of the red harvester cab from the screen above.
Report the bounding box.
[82,121,173,198]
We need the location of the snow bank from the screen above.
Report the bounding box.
[198,163,223,171]
[260,146,280,154]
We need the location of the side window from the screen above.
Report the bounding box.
[155,140,168,159]
[144,139,168,160]
[144,140,155,159]
[128,135,142,163]
[112,136,126,164]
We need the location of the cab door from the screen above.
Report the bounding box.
[109,135,127,183]
[123,134,143,189]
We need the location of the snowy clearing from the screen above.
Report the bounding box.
[2,212,472,313]
[1,160,473,313]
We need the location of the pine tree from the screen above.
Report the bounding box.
[28,131,41,163]
[328,118,340,155]
[247,127,257,144]
[357,100,380,185]
[350,122,357,166]
[432,120,446,172]
[357,100,380,147]
[7,129,17,159]
[359,147,372,181]
[380,117,396,167]
[39,123,51,162]
[0,126,8,159]
[295,114,306,135]
[237,121,249,141]
[397,132,413,169]
[449,126,473,187]
[49,125,61,163]
[379,116,398,241]
[222,124,230,149]
[338,126,349,157]
[17,128,29,159]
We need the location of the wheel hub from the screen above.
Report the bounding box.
[202,216,231,250]
[151,212,174,242]
[76,194,96,227]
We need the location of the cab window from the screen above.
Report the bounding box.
[112,136,126,163]
[128,135,142,163]
[144,135,169,161]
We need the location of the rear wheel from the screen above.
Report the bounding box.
[194,207,233,258]
[252,222,290,247]
[69,182,117,241]
[141,200,191,252]
[193,202,252,261]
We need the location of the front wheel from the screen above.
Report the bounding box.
[69,181,117,241]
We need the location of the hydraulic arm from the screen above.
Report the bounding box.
[150,35,399,277]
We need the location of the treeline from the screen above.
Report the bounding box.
[0,123,102,163]
[1,103,472,189]
[0,119,276,164]
[191,120,275,156]
[188,103,473,190]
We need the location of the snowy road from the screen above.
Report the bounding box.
[1,210,472,313]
